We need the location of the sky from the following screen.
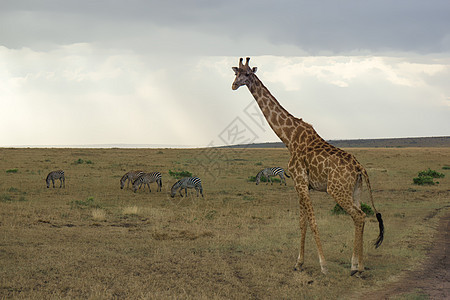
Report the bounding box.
[1,0,449,147]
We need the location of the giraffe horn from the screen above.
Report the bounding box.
[239,58,244,68]
[245,57,250,67]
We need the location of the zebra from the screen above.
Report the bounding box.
[46,170,65,188]
[255,167,290,185]
[170,177,203,198]
[132,172,162,193]
[120,170,144,189]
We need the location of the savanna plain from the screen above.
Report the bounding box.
[0,147,448,299]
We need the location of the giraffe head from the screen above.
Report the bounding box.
[232,57,258,90]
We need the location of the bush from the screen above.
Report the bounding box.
[417,168,444,178]
[413,176,435,185]
[413,168,445,185]
[169,170,193,179]
[6,169,18,173]
[331,203,374,216]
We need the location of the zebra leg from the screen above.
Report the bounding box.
[59,178,63,188]
[184,188,188,197]
[63,177,65,188]
[280,174,286,185]
[52,179,55,188]
[200,188,204,197]
[179,189,184,197]
[269,176,273,185]
[148,183,151,193]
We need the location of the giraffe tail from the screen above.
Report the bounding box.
[362,169,384,248]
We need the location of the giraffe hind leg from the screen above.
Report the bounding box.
[333,192,366,276]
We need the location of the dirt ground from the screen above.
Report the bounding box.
[366,211,449,299]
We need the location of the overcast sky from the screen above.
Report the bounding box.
[1,0,449,147]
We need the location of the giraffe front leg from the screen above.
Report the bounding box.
[294,203,308,271]
[308,207,328,274]
[294,184,328,274]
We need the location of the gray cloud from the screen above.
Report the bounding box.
[0,1,448,147]
[1,0,449,55]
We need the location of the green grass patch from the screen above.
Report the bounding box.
[248,175,281,183]
[6,168,18,173]
[73,158,93,165]
[70,197,101,209]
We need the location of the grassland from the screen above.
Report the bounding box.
[0,147,449,299]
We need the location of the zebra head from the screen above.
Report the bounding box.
[232,57,257,90]
[45,174,51,188]
[255,170,263,185]
[170,180,181,198]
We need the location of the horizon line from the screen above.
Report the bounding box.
[1,136,448,149]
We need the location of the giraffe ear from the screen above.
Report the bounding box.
[232,67,239,74]
[252,67,257,73]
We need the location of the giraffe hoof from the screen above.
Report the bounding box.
[350,270,364,277]
[293,263,303,272]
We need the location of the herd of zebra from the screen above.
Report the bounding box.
[45,167,291,197]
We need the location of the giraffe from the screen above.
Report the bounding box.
[232,57,384,276]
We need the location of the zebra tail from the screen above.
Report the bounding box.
[285,172,291,178]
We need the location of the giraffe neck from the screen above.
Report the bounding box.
[247,74,312,148]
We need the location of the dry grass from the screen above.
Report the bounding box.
[92,208,107,221]
[0,147,449,299]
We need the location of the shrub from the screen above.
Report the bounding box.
[413,176,435,185]
[169,170,192,179]
[413,168,445,185]
[331,203,374,216]
[417,168,444,178]
[6,169,18,173]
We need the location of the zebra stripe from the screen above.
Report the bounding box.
[256,167,290,186]
[132,172,162,193]
[46,170,65,188]
[170,177,203,198]
[120,170,144,189]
